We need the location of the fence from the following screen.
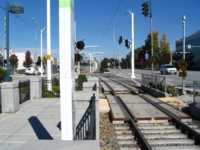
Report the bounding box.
[193,81,200,103]
[42,78,60,98]
[19,80,30,104]
[141,73,167,95]
[74,94,96,140]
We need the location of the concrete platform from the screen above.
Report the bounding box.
[118,94,169,121]
[106,95,126,121]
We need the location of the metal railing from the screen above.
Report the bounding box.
[141,73,167,95]
[74,94,96,140]
[42,78,60,98]
[19,80,30,104]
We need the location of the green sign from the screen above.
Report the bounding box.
[60,0,71,8]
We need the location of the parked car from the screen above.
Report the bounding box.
[25,66,39,75]
[160,64,177,75]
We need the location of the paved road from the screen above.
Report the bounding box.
[110,69,200,88]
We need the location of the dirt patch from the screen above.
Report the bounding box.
[100,113,119,150]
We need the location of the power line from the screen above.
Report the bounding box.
[100,0,123,43]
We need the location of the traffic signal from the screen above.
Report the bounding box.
[141,1,149,17]
[76,41,85,50]
[118,36,123,45]
[125,39,130,49]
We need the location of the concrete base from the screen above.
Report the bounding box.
[30,77,42,100]
[0,81,19,113]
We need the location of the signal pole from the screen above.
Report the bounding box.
[47,0,52,91]
[149,0,154,72]
[59,0,73,140]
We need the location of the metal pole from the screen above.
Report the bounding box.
[47,0,52,91]
[130,12,135,79]
[183,15,186,60]
[89,53,92,73]
[182,15,186,94]
[59,0,73,140]
[150,0,154,73]
[6,9,9,65]
[40,28,45,77]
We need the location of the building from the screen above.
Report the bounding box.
[176,31,200,70]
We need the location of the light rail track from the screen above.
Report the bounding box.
[100,75,200,150]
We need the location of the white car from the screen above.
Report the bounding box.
[25,67,39,75]
[160,64,177,75]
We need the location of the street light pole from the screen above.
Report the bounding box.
[5,7,10,72]
[182,15,186,60]
[129,11,135,79]
[4,4,24,81]
[40,27,46,77]
[47,0,52,91]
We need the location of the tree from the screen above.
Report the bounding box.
[36,56,41,66]
[9,54,18,73]
[23,51,33,67]
[100,58,109,72]
[144,32,160,67]
[160,34,171,64]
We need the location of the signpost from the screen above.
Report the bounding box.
[59,0,73,140]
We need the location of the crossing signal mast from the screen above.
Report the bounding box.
[141,1,154,72]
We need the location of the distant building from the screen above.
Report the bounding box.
[176,31,200,70]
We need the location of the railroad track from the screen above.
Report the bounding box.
[99,75,200,150]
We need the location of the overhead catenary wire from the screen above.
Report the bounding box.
[100,0,123,43]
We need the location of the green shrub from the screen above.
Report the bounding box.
[53,85,60,95]
[0,67,6,82]
[76,74,87,91]
[167,86,178,96]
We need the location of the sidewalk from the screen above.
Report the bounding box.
[0,98,60,149]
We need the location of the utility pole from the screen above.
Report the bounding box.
[59,0,73,140]
[129,11,135,79]
[47,0,52,91]
[182,15,186,60]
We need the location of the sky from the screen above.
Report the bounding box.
[0,0,200,59]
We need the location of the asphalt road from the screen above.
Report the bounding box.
[110,69,200,88]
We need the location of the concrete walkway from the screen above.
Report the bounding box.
[0,98,61,149]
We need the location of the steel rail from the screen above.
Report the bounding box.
[105,76,200,145]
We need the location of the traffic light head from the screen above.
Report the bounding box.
[118,36,123,45]
[141,1,149,17]
[125,39,130,49]
[76,41,85,50]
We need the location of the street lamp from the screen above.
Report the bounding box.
[40,27,46,77]
[5,4,24,81]
[128,11,136,79]
[47,0,52,91]
[182,15,186,60]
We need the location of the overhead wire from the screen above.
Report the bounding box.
[100,0,123,43]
